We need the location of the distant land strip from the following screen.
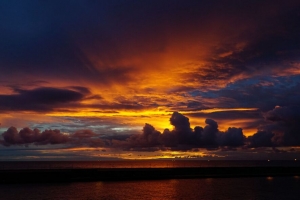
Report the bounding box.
[1,167,300,183]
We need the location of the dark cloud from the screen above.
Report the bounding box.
[170,112,191,132]
[169,112,194,144]
[201,119,218,146]
[19,127,40,143]
[0,87,90,112]
[264,106,300,124]
[217,127,244,147]
[13,87,85,104]
[71,129,104,147]
[248,106,300,147]
[108,123,161,150]
[110,112,245,150]
[72,129,97,138]
[159,129,178,147]
[128,106,299,149]
[248,131,274,147]
[36,129,69,145]
[1,127,23,145]
[1,127,68,146]
[2,110,300,149]
[263,106,300,146]
[194,1,300,84]
[124,123,161,148]
[190,75,300,111]
[0,127,104,147]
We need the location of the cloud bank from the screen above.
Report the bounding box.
[110,112,245,150]
[2,109,300,150]
[1,127,69,146]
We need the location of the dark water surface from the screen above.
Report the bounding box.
[1,161,300,199]
[0,177,299,200]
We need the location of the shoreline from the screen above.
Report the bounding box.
[1,166,300,183]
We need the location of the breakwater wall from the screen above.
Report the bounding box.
[1,167,300,183]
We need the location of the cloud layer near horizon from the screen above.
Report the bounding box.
[2,110,299,150]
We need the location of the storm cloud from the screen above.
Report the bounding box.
[111,112,246,150]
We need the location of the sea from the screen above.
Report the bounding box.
[0,160,300,200]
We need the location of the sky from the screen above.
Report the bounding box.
[1,0,300,160]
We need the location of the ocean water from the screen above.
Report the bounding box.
[1,160,300,199]
[0,177,300,200]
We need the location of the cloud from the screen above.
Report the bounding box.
[248,106,300,147]
[159,128,178,147]
[124,123,161,148]
[248,131,274,147]
[264,106,300,123]
[1,127,68,146]
[0,87,91,112]
[110,112,245,150]
[70,129,104,147]
[145,106,300,149]
[0,127,104,147]
[72,129,97,138]
[201,119,218,146]
[263,106,300,146]
[190,75,300,111]
[3,109,300,150]
[169,112,193,144]
[36,129,69,145]
[206,3,300,80]
[1,127,23,145]
[217,127,245,147]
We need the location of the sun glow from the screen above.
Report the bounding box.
[54,147,210,160]
[46,107,258,117]
[44,107,259,135]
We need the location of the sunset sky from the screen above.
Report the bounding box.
[1,0,300,160]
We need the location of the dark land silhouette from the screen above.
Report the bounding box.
[1,166,300,183]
